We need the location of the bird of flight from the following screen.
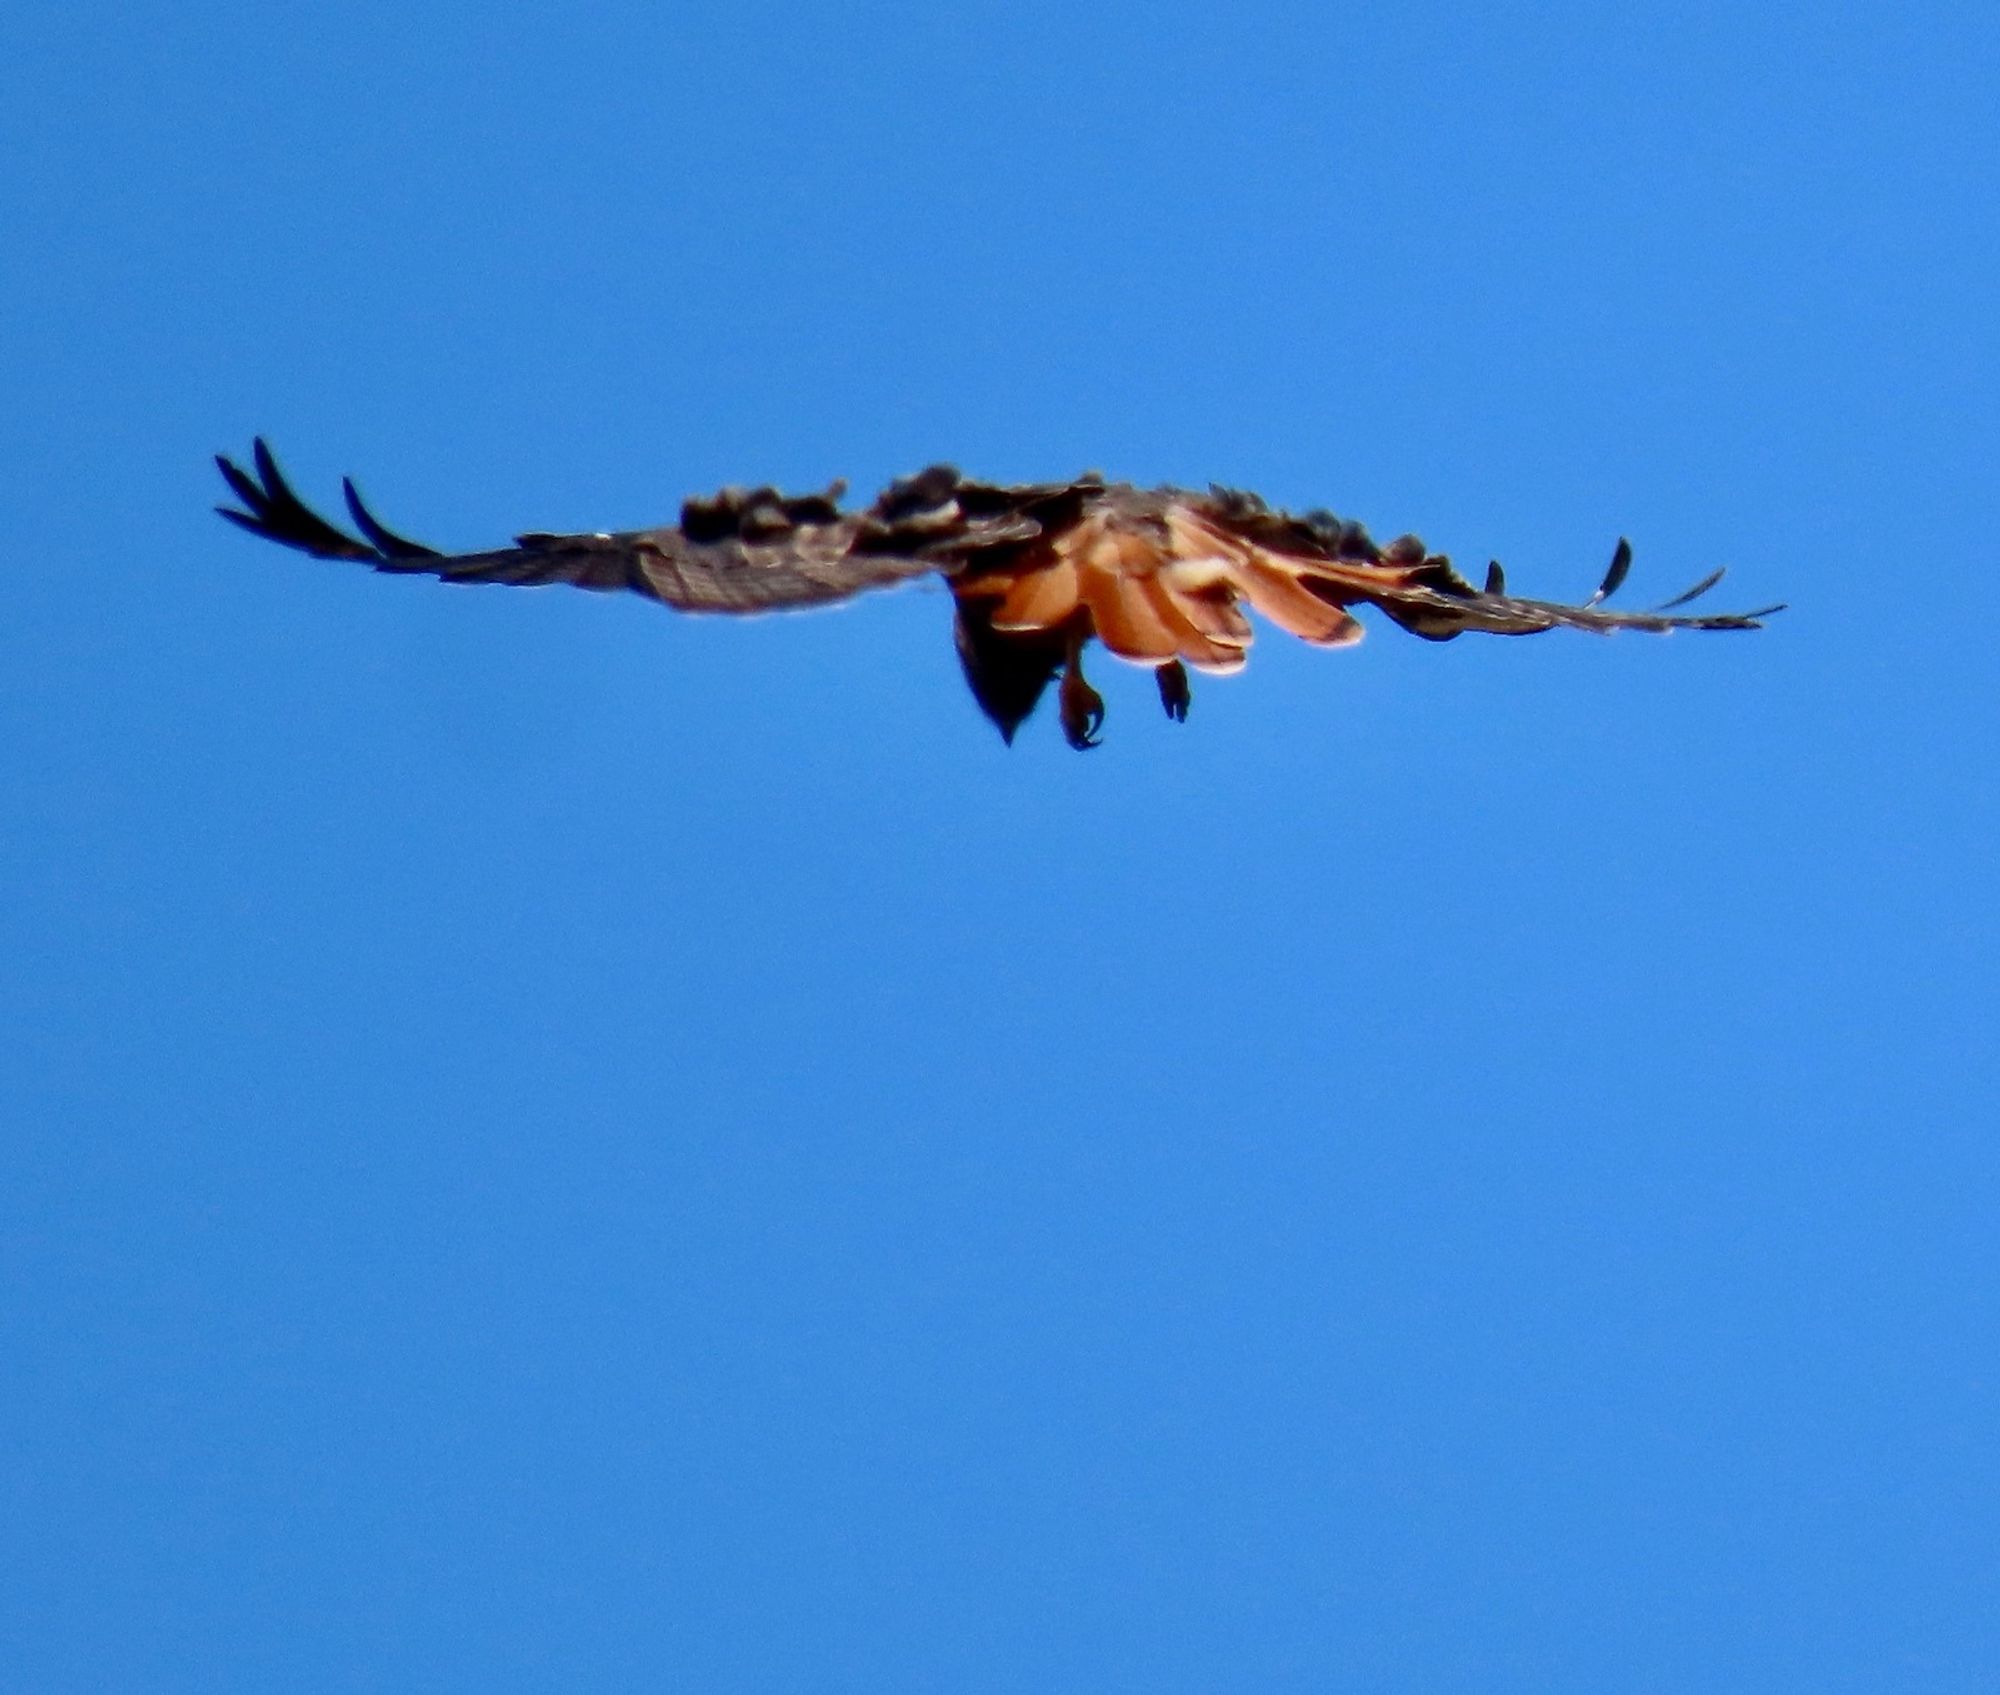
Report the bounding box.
[215,440,1781,749]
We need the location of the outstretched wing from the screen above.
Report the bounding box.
[215,438,944,614]
[1184,488,1783,643]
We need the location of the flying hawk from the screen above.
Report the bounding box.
[215,439,1780,749]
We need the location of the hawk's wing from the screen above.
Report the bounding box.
[1183,486,1782,642]
[215,439,961,613]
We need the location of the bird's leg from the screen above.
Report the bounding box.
[1058,625,1105,750]
[1155,660,1190,723]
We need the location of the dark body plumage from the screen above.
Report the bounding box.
[216,440,1781,749]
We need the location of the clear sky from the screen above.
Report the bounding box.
[4,0,1997,1688]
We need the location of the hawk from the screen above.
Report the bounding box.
[215,439,1781,749]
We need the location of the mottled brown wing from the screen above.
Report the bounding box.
[215,439,942,614]
[1185,487,1784,642]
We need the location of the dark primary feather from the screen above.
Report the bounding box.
[214,439,1783,748]
[342,480,438,560]
[1585,538,1634,607]
[1654,565,1730,611]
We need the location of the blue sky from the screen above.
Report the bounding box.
[4,0,1997,1688]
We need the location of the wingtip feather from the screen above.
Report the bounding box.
[1585,537,1633,607]
[1654,566,1729,611]
[343,476,441,560]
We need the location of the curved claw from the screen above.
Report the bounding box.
[1059,662,1106,750]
